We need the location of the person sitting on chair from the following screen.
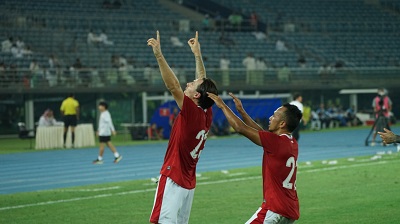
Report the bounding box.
[38,109,57,127]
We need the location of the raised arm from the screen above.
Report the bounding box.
[188,31,206,79]
[148,31,184,109]
[229,92,264,131]
[208,92,262,146]
[378,128,400,144]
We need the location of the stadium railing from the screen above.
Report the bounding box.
[1,67,399,93]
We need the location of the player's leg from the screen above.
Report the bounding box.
[93,137,105,164]
[245,206,267,224]
[150,176,185,224]
[70,116,77,147]
[177,188,195,224]
[63,116,70,147]
[263,210,295,224]
[106,140,122,163]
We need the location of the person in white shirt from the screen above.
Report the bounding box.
[276,39,288,51]
[99,30,114,46]
[38,109,57,127]
[256,57,267,84]
[220,55,230,86]
[93,101,122,164]
[242,53,256,84]
[87,30,100,46]
[2,37,13,53]
[289,93,304,141]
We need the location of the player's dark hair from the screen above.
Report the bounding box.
[282,103,302,132]
[293,92,302,100]
[196,78,218,109]
[99,101,108,109]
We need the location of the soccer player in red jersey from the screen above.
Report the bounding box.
[208,92,302,224]
[147,31,218,224]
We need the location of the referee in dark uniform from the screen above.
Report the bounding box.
[60,93,79,148]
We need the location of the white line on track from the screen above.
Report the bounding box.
[53,186,121,192]
[0,160,390,211]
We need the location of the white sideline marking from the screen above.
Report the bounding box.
[55,186,121,192]
[0,160,390,211]
[228,172,247,177]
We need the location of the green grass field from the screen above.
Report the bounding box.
[1,153,399,224]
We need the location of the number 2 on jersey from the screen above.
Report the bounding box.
[282,156,297,190]
[190,130,207,159]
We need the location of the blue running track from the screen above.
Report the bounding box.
[1,127,398,194]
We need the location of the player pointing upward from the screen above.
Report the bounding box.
[208,92,301,224]
[147,31,218,224]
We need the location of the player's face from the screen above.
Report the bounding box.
[98,105,104,111]
[184,78,203,99]
[268,107,285,132]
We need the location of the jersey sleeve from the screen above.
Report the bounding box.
[259,131,278,153]
[74,100,79,107]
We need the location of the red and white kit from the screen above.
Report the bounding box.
[246,132,300,224]
[150,95,212,223]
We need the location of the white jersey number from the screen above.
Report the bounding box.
[282,156,297,190]
[190,130,207,159]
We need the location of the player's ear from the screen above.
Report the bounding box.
[193,92,201,99]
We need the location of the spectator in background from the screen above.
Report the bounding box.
[87,30,100,46]
[310,108,321,130]
[252,31,267,41]
[318,64,333,83]
[302,102,311,128]
[38,109,57,127]
[170,35,184,47]
[277,63,291,82]
[143,64,153,84]
[99,30,114,46]
[10,44,23,58]
[202,14,210,31]
[113,0,122,9]
[242,53,256,85]
[73,58,83,69]
[214,11,222,31]
[147,123,162,140]
[102,0,112,9]
[118,54,127,67]
[16,37,25,49]
[317,103,331,129]
[255,57,266,84]
[22,45,33,57]
[250,11,259,29]
[276,39,288,51]
[1,37,13,53]
[371,88,392,146]
[220,54,230,86]
[228,11,243,31]
[297,55,306,68]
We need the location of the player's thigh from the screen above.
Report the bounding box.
[245,207,266,224]
[264,210,295,224]
[158,177,186,224]
[177,188,195,224]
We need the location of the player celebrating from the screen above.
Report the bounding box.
[147,31,218,224]
[207,92,301,224]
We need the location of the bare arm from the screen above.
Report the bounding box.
[208,92,262,146]
[229,92,264,131]
[188,31,206,79]
[148,31,184,109]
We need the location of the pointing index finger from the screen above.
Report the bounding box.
[195,31,198,41]
[157,30,160,42]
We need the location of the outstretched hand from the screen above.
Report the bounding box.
[229,92,244,112]
[378,128,396,144]
[147,31,162,58]
[188,31,201,56]
[207,92,225,108]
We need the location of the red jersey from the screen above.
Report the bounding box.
[259,131,300,220]
[160,96,213,189]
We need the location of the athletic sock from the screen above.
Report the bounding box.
[114,152,120,158]
[98,156,103,161]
